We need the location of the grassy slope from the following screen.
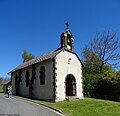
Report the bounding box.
[24,97,120,116]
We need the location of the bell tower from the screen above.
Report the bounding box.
[60,22,74,52]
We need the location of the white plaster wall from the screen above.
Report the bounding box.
[33,59,54,100]
[12,67,32,97]
[55,50,83,101]
[12,59,54,100]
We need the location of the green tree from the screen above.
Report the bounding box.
[0,77,3,85]
[85,29,120,73]
[82,29,120,101]
[93,67,120,101]
[22,50,35,62]
[83,48,101,74]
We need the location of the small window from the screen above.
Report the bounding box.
[25,71,30,87]
[39,66,45,85]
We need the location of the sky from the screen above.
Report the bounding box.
[0,0,120,78]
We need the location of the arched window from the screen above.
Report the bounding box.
[39,66,45,85]
[15,74,19,95]
[25,71,30,87]
[15,74,18,87]
[18,71,22,82]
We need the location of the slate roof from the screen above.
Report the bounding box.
[10,48,63,73]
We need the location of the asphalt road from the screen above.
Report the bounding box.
[0,93,64,116]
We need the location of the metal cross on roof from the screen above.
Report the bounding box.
[65,22,70,29]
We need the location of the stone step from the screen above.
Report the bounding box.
[66,96,80,101]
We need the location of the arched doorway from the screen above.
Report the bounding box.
[66,74,76,96]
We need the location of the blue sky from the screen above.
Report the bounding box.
[0,0,120,77]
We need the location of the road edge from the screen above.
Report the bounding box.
[13,95,67,116]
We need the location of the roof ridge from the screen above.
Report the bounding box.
[10,48,63,73]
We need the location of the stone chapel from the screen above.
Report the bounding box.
[10,24,83,102]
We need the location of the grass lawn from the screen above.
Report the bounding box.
[0,86,3,93]
[16,96,120,116]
